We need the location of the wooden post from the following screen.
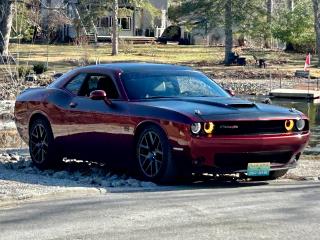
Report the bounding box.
[269,71,272,92]
[308,72,310,94]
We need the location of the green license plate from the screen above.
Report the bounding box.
[247,162,270,177]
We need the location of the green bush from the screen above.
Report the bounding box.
[33,63,47,74]
[17,65,32,78]
[22,27,34,42]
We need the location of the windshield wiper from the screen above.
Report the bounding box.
[143,96,177,99]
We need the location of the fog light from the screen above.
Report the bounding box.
[191,123,201,134]
[204,122,215,134]
[296,119,305,131]
[285,120,294,131]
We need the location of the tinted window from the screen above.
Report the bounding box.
[121,71,229,100]
[79,74,119,99]
[65,73,87,95]
[88,76,99,94]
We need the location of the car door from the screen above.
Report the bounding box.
[64,72,131,165]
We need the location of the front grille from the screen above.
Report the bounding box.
[214,151,293,170]
[212,120,308,135]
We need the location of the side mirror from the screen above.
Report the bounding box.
[90,90,106,100]
[90,90,112,105]
[261,98,272,104]
[225,88,235,97]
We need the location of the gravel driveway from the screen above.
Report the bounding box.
[0,148,161,207]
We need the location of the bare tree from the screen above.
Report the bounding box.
[0,0,14,56]
[313,0,320,67]
[112,0,119,56]
[224,0,233,64]
[47,10,71,42]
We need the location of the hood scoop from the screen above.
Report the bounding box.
[227,103,256,108]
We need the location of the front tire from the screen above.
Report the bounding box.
[135,125,177,183]
[29,118,62,169]
[268,169,288,179]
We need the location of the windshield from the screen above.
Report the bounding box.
[121,70,230,100]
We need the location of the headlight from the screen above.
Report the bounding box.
[296,119,305,131]
[285,120,294,131]
[191,123,201,134]
[204,122,215,134]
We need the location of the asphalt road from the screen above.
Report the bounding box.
[0,181,320,240]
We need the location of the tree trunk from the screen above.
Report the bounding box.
[112,0,119,56]
[0,0,14,56]
[265,0,273,48]
[312,0,320,67]
[287,0,294,11]
[224,0,233,65]
[285,0,294,50]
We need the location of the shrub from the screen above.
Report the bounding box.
[17,65,32,78]
[33,63,47,74]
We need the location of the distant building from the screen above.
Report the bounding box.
[40,0,169,41]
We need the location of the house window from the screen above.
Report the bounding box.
[100,17,109,27]
[119,17,131,30]
[107,16,131,30]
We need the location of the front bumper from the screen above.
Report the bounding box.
[180,132,310,173]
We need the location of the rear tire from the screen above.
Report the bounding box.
[135,125,177,183]
[29,118,63,169]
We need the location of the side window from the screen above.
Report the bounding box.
[65,73,87,95]
[88,76,99,94]
[86,74,119,99]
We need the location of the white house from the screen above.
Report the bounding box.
[41,0,169,41]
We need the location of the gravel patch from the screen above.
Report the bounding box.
[285,156,320,181]
[0,148,160,205]
[0,100,15,131]
[215,78,299,96]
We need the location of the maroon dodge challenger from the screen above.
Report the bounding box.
[14,63,310,182]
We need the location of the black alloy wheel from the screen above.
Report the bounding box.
[29,118,62,169]
[136,125,177,183]
[30,122,49,164]
[138,130,164,178]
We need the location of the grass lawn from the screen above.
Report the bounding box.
[3,43,320,78]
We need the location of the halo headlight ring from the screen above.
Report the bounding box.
[204,122,215,134]
[285,120,294,131]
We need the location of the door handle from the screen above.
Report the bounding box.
[69,102,78,108]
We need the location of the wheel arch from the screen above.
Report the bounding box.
[28,111,52,133]
[134,120,168,145]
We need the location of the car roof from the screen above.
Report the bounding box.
[80,62,193,73]
[48,63,194,89]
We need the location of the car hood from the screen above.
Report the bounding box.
[137,97,305,121]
